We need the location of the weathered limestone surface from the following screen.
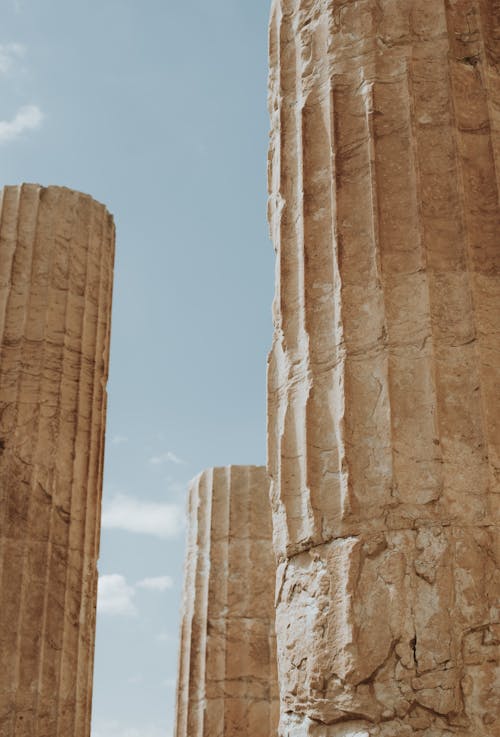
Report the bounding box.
[0,184,115,737]
[175,466,279,737]
[267,1,500,734]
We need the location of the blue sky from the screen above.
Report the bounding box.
[1,1,273,734]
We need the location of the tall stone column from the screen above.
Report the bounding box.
[175,466,279,737]
[267,1,500,735]
[0,184,115,737]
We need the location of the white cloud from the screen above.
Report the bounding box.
[0,43,25,75]
[137,576,174,592]
[97,575,136,617]
[149,450,185,465]
[0,105,43,144]
[101,494,184,539]
[111,434,128,445]
[97,573,176,617]
[0,45,43,146]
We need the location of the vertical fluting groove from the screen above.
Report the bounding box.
[370,54,444,522]
[325,0,349,531]
[9,185,41,737]
[70,200,99,737]
[222,466,235,737]
[476,0,500,194]
[73,202,108,737]
[267,0,287,560]
[29,189,64,734]
[36,194,79,735]
[406,35,487,524]
[12,185,58,737]
[0,188,13,339]
[0,188,23,614]
[279,0,305,354]
[81,205,115,737]
[444,0,500,509]
[174,475,200,737]
[197,471,213,737]
[186,470,213,737]
[18,187,59,737]
[278,0,314,554]
[37,194,70,734]
[204,465,230,737]
[293,0,314,548]
[333,62,391,526]
[182,476,200,737]
[364,66,400,524]
[92,210,115,566]
[58,195,97,737]
[301,3,341,541]
[404,58,444,511]
[358,72,395,520]
[48,189,83,737]
[0,186,22,654]
[42,189,82,737]
[328,81,349,529]
[30,187,63,737]
[0,185,114,737]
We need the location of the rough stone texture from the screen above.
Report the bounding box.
[0,184,115,737]
[267,1,500,734]
[175,466,279,737]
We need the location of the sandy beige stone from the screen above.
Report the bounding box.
[0,184,115,737]
[267,1,500,734]
[174,466,279,737]
[276,527,499,735]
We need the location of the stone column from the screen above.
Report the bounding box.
[175,466,279,737]
[0,184,115,737]
[267,1,500,735]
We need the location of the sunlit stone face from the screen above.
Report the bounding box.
[267,1,500,734]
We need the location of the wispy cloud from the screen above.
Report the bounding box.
[0,43,43,145]
[137,576,174,592]
[98,573,175,617]
[149,450,185,466]
[0,42,25,75]
[111,435,128,446]
[97,574,136,617]
[0,105,43,144]
[101,494,184,538]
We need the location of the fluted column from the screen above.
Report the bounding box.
[175,466,279,737]
[267,1,500,734]
[0,184,115,737]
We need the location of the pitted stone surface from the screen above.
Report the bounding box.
[0,184,115,737]
[276,527,499,734]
